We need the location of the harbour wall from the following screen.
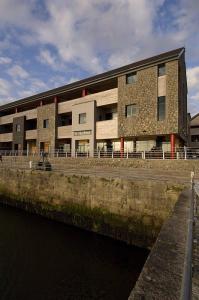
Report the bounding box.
[0,167,185,249]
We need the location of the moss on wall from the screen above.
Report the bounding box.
[0,168,185,249]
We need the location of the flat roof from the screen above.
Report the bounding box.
[0,47,185,112]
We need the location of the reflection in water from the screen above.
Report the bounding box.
[0,203,148,300]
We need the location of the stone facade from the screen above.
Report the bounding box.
[37,103,57,151]
[118,60,181,139]
[12,116,26,150]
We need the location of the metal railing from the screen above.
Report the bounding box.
[1,148,199,160]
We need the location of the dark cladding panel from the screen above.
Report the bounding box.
[12,116,26,150]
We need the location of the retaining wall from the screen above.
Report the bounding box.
[0,168,185,249]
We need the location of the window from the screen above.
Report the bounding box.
[79,113,86,124]
[158,63,166,76]
[191,135,199,142]
[16,124,21,132]
[125,104,138,117]
[43,119,49,128]
[126,72,137,84]
[157,96,166,121]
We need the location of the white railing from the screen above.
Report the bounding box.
[0,147,199,160]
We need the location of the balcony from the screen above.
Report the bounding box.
[96,119,118,140]
[58,88,118,114]
[0,108,37,125]
[57,126,72,139]
[26,129,37,140]
[0,132,13,142]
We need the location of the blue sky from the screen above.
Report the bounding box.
[0,0,199,115]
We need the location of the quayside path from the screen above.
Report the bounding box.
[192,183,199,299]
[0,156,197,185]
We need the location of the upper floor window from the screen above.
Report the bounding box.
[157,96,166,121]
[158,63,166,77]
[43,119,49,128]
[126,72,137,84]
[125,104,138,117]
[79,113,86,124]
[16,124,21,132]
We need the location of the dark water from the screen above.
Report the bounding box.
[0,203,148,300]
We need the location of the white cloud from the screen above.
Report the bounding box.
[0,78,11,97]
[187,66,199,116]
[0,0,199,113]
[37,49,57,68]
[187,67,199,89]
[0,56,12,64]
[7,65,29,79]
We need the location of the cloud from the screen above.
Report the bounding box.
[0,0,198,114]
[187,66,199,89]
[37,49,57,68]
[0,56,12,64]
[187,66,199,115]
[0,78,11,97]
[7,65,29,79]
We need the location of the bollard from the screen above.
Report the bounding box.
[29,161,32,169]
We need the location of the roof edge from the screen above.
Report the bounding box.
[0,47,185,112]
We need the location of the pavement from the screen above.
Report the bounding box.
[0,159,194,185]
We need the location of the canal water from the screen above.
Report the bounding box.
[0,203,149,300]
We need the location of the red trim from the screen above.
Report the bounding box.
[82,89,87,97]
[170,134,175,159]
[120,137,124,158]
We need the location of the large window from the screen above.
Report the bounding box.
[158,63,166,76]
[125,104,138,117]
[43,119,49,128]
[79,113,86,124]
[157,96,166,121]
[126,72,137,84]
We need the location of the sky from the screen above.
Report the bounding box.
[0,0,199,116]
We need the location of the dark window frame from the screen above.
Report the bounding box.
[126,72,137,84]
[125,104,138,117]
[157,96,166,121]
[158,63,166,77]
[79,113,86,124]
[16,124,21,132]
[43,119,49,128]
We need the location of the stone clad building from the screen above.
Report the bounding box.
[0,47,187,156]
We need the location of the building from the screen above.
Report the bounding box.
[0,47,187,157]
[189,113,199,148]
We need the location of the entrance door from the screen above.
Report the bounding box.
[156,136,165,149]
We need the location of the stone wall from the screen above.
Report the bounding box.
[12,116,26,150]
[129,189,191,299]
[37,103,57,151]
[0,168,184,249]
[118,60,179,138]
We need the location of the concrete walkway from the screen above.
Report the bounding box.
[0,160,194,185]
[192,183,199,299]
